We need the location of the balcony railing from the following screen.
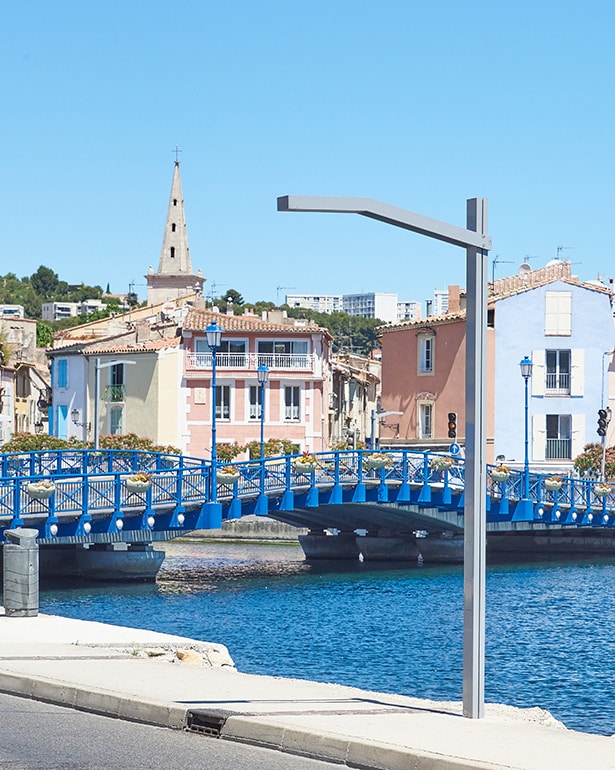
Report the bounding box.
[103,384,125,403]
[545,372,570,395]
[186,352,314,372]
[545,438,572,460]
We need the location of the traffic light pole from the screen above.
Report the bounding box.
[598,408,611,482]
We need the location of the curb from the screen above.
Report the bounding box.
[221,716,504,770]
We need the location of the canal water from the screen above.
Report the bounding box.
[38,541,615,736]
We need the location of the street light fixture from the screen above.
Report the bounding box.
[71,408,91,433]
[206,322,223,502]
[257,364,269,459]
[519,356,533,511]
[278,194,491,719]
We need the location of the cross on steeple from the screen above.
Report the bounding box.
[173,144,182,163]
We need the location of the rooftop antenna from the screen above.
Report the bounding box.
[276,286,295,305]
[491,254,513,283]
[173,144,182,164]
[208,281,228,305]
[556,245,573,259]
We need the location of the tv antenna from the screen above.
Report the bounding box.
[208,281,228,303]
[491,254,513,283]
[276,286,295,305]
[556,245,573,259]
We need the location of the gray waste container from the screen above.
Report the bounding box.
[3,528,39,617]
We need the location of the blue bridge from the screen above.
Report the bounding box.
[1,448,614,577]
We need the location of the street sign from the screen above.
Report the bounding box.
[449,443,461,456]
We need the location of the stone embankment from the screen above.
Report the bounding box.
[186,514,306,542]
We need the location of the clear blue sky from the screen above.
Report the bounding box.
[2,0,613,307]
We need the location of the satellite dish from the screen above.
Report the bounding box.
[518,263,532,275]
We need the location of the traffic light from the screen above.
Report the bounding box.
[447,412,457,439]
[598,409,609,437]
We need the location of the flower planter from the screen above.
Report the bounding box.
[365,457,388,470]
[26,482,56,500]
[594,485,611,498]
[430,459,454,473]
[491,471,510,483]
[544,479,563,492]
[294,461,317,474]
[217,471,240,485]
[125,479,152,494]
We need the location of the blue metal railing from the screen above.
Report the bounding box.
[0,448,613,543]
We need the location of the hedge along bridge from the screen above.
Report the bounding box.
[1,448,615,576]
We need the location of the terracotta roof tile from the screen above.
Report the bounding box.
[183,308,325,335]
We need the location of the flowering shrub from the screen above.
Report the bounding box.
[1,433,180,455]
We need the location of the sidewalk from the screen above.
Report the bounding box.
[0,609,613,770]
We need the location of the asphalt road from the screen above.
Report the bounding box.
[0,692,343,770]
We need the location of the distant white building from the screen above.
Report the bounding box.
[433,289,449,316]
[0,305,25,319]
[286,294,343,313]
[343,293,398,323]
[42,299,106,322]
[397,300,422,321]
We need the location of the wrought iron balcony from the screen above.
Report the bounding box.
[103,384,126,402]
[185,351,314,372]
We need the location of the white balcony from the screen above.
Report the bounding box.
[185,351,315,373]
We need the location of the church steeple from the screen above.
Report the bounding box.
[157,161,192,275]
[146,156,205,306]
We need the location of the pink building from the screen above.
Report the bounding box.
[182,308,332,457]
[378,285,497,461]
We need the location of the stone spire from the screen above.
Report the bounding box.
[157,161,192,274]
[146,158,205,306]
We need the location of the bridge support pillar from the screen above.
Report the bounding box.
[298,531,360,561]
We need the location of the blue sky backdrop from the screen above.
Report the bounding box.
[2,0,613,306]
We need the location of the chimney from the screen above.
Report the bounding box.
[447,285,461,314]
[226,297,234,316]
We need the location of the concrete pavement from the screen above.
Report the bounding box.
[0,608,613,770]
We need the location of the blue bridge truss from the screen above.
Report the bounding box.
[0,448,612,546]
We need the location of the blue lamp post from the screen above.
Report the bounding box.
[257,364,269,459]
[518,356,533,517]
[206,322,223,501]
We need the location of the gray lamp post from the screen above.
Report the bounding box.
[278,194,491,719]
[257,364,269,459]
[519,356,533,506]
[206,322,223,501]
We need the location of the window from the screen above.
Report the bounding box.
[545,414,572,460]
[216,385,231,420]
[418,403,433,439]
[249,385,263,419]
[171,223,176,232]
[258,340,309,368]
[170,246,175,259]
[284,386,300,420]
[545,350,571,394]
[545,291,572,336]
[107,363,125,402]
[194,339,247,367]
[418,335,434,374]
[57,359,68,388]
[109,406,123,435]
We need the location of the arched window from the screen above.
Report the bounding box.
[170,247,175,259]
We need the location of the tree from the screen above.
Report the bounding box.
[30,266,59,299]
[574,443,615,479]
[36,322,54,348]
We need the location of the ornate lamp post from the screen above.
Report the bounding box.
[257,364,269,459]
[519,356,533,504]
[206,323,223,501]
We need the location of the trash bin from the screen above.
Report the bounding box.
[3,528,39,617]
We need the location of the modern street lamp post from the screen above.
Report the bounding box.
[257,364,269,459]
[519,356,533,504]
[206,323,223,502]
[278,194,491,719]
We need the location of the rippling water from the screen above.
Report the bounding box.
[38,541,615,736]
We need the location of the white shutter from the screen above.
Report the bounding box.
[571,413,586,459]
[531,349,545,396]
[532,414,546,461]
[570,348,584,396]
